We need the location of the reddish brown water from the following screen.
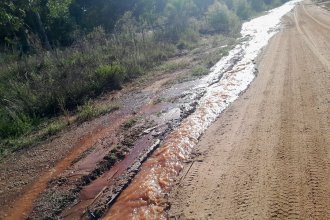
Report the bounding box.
[104,118,203,219]
[4,115,128,220]
[61,133,158,219]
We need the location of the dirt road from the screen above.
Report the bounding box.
[169,2,330,220]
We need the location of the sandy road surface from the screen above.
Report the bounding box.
[169,2,330,220]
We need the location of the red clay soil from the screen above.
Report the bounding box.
[3,112,129,220]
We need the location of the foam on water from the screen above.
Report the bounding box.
[104,1,301,219]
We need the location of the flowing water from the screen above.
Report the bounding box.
[102,1,302,219]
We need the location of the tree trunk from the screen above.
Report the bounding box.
[35,12,51,50]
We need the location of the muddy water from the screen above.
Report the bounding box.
[4,113,128,220]
[104,1,301,219]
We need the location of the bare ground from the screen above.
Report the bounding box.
[169,2,330,220]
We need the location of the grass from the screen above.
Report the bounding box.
[123,118,138,129]
[0,120,65,159]
[155,59,190,73]
[161,34,239,87]
[77,101,120,123]
[191,65,209,77]
[0,101,120,159]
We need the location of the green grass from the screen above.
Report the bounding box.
[191,65,209,77]
[0,120,65,159]
[77,101,120,123]
[123,118,138,129]
[0,101,120,159]
[155,60,190,73]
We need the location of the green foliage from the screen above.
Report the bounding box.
[77,101,120,123]
[235,0,252,20]
[0,110,34,138]
[0,1,25,32]
[47,0,73,18]
[95,64,126,89]
[192,65,209,77]
[206,2,240,33]
[325,2,330,9]
[250,0,266,12]
[123,118,138,129]
[45,120,66,136]
[156,60,190,72]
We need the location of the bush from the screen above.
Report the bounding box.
[192,65,209,77]
[205,2,241,34]
[77,101,120,123]
[95,64,126,89]
[0,110,35,139]
[235,0,252,20]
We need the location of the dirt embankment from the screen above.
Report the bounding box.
[169,2,330,219]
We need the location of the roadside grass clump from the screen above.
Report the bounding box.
[44,120,67,136]
[123,118,138,130]
[77,101,120,123]
[0,101,120,159]
[95,64,126,90]
[191,65,209,77]
[0,119,65,158]
[155,60,190,73]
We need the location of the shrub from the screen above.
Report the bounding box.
[0,110,34,139]
[192,65,209,77]
[235,0,252,20]
[77,101,120,123]
[206,2,240,34]
[95,64,126,89]
[45,121,66,136]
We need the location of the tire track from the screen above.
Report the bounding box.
[294,27,330,220]
[230,31,287,219]
[293,5,330,71]
[302,4,330,30]
[268,28,300,220]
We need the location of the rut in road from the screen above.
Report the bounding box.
[169,2,330,220]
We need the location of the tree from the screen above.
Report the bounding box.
[0,0,26,50]
[235,0,251,20]
[164,0,197,41]
[249,0,265,12]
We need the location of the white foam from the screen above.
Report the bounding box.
[190,0,302,135]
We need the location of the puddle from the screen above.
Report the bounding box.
[104,1,301,219]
